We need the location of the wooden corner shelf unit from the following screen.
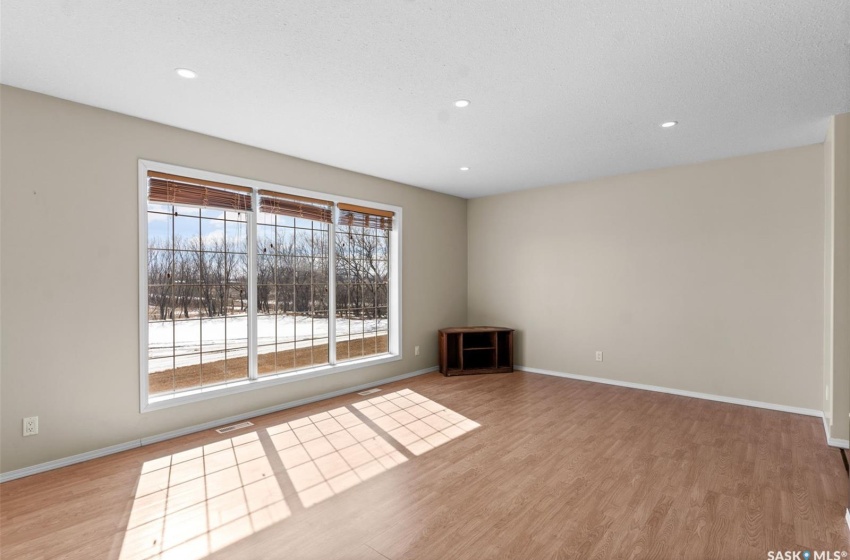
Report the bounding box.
[438,327,514,376]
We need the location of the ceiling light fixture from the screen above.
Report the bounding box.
[460,167,470,171]
[175,68,197,79]
[660,121,678,128]
[454,100,470,108]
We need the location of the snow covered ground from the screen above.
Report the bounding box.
[148,315,388,371]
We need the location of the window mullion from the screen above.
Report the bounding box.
[328,205,337,365]
[248,191,259,380]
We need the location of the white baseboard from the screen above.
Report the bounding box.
[0,440,142,484]
[0,366,437,484]
[521,365,850,450]
[517,365,823,417]
[821,413,850,449]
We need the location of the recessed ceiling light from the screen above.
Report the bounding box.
[460,167,470,171]
[454,100,470,108]
[175,68,197,79]
[660,121,678,128]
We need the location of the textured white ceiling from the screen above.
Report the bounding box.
[2,1,849,198]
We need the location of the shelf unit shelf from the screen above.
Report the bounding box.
[439,327,514,376]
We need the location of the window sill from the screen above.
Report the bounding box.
[143,353,402,413]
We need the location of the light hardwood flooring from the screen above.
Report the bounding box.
[1,371,848,559]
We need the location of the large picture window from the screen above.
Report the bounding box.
[140,162,401,410]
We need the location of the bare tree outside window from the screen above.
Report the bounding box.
[256,213,330,376]
[335,222,389,362]
[147,205,249,395]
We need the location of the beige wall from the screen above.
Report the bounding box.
[826,113,850,442]
[0,86,468,473]
[468,146,825,412]
[824,119,835,427]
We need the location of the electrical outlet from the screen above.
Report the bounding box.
[415,345,420,356]
[595,351,603,362]
[23,416,38,437]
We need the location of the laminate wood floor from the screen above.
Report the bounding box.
[2,371,848,559]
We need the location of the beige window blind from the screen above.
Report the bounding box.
[258,190,334,223]
[337,203,394,230]
[147,171,253,211]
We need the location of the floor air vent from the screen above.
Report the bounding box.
[357,388,382,396]
[215,421,254,434]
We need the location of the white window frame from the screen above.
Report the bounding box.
[138,160,402,412]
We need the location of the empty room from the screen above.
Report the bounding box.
[1,1,849,559]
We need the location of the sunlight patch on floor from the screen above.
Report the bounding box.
[119,431,289,560]
[119,388,479,559]
[353,389,480,455]
[268,406,408,508]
